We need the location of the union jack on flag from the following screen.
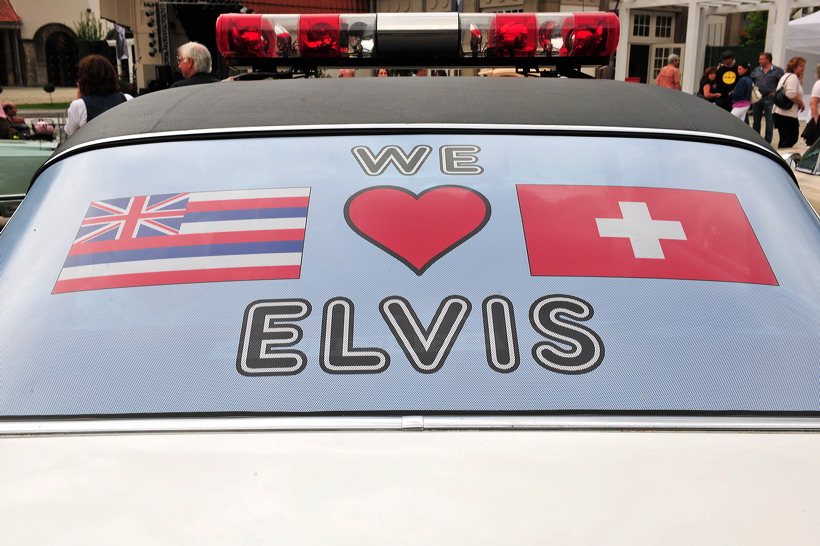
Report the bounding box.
[74,193,190,243]
[54,188,310,294]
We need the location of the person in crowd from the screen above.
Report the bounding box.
[0,106,11,139]
[730,61,753,120]
[715,50,738,112]
[339,69,355,78]
[377,68,390,77]
[750,52,784,144]
[413,69,427,77]
[170,42,220,88]
[3,102,25,125]
[772,56,806,149]
[3,102,29,137]
[802,63,820,147]
[432,70,447,77]
[655,54,681,90]
[65,55,133,136]
[346,24,365,58]
[698,67,720,102]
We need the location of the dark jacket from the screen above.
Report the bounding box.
[732,75,752,104]
[0,117,11,139]
[170,72,220,88]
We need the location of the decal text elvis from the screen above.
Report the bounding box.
[238,295,604,376]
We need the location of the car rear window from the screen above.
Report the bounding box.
[1,133,817,416]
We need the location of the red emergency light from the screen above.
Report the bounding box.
[216,14,271,58]
[299,15,340,57]
[215,11,619,70]
[488,14,537,58]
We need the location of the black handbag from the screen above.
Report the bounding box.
[802,118,819,147]
[773,75,795,109]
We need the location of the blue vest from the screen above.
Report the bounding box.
[82,93,127,122]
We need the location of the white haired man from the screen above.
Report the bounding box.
[655,54,681,90]
[171,42,219,88]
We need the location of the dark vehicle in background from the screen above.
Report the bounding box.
[794,135,820,175]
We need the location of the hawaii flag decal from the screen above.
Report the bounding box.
[53,188,310,294]
[517,185,777,285]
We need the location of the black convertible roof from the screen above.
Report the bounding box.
[58,77,771,152]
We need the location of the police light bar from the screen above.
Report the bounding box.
[216,12,619,70]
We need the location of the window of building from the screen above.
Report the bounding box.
[655,15,672,38]
[653,47,670,79]
[630,12,677,42]
[652,46,682,80]
[481,8,524,13]
[633,13,650,37]
[479,1,524,14]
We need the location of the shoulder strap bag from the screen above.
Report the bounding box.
[773,74,794,109]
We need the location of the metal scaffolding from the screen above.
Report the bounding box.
[157,0,242,66]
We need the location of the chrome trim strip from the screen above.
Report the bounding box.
[46,123,780,168]
[1,415,818,436]
[422,416,820,431]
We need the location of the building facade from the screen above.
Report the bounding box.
[1,0,118,87]
[2,0,815,93]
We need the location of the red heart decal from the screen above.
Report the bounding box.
[345,186,491,275]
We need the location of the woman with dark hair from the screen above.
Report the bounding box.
[730,61,753,120]
[698,67,719,102]
[65,55,133,136]
[772,56,806,148]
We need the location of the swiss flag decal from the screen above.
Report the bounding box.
[517,185,777,285]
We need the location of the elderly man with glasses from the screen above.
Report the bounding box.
[171,42,220,88]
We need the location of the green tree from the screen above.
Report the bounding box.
[43,83,55,103]
[740,11,767,46]
[73,11,105,57]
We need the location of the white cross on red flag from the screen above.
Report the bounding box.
[517,185,777,285]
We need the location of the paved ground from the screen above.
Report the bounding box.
[1,86,78,105]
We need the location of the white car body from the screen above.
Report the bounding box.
[2,420,820,544]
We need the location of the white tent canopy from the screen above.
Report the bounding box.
[787,10,820,120]
[788,9,820,55]
[611,0,818,95]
